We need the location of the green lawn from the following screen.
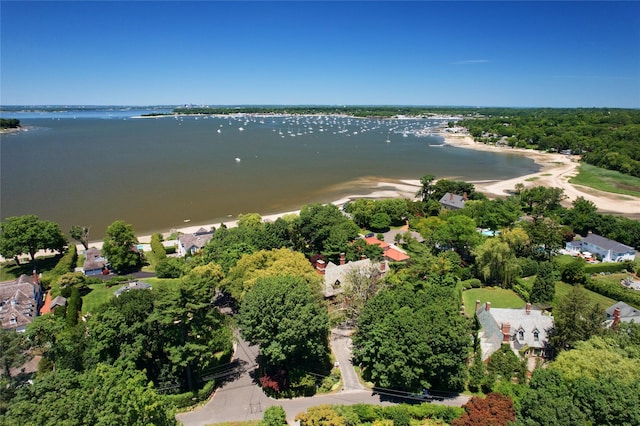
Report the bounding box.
[553,281,616,308]
[82,277,182,314]
[570,163,640,198]
[463,287,526,316]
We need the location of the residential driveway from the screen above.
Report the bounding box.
[177,330,469,425]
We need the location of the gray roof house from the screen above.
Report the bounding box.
[0,274,42,332]
[565,232,636,263]
[83,247,108,276]
[605,301,640,326]
[315,253,387,298]
[439,192,467,210]
[476,301,554,363]
[177,228,214,257]
[114,281,152,297]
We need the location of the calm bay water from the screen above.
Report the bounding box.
[1,109,538,239]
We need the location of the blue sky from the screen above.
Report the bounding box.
[1,1,638,107]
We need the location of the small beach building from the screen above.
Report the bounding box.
[177,228,214,257]
[565,232,636,263]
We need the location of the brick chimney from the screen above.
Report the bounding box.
[449,193,453,200]
[475,299,481,313]
[501,322,511,343]
[613,307,621,329]
[361,254,366,260]
[379,261,387,272]
[33,269,39,284]
[316,259,326,275]
[485,302,491,312]
[340,253,346,266]
[526,303,531,315]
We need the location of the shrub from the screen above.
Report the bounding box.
[461,278,482,289]
[517,257,539,277]
[585,277,640,308]
[585,262,630,274]
[260,406,287,426]
[156,257,186,278]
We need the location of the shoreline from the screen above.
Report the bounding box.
[437,128,640,216]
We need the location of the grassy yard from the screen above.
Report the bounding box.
[553,281,616,308]
[82,277,182,314]
[462,287,526,316]
[0,255,61,281]
[570,163,640,198]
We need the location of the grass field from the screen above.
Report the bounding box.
[570,163,640,198]
[82,277,182,314]
[462,287,526,316]
[553,281,616,308]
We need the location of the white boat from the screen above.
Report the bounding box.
[235,157,241,162]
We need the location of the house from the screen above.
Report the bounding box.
[565,232,636,263]
[363,236,410,262]
[439,192,467,210]
[476,301,554,366]
[177,227,214,257]
[49,296,67,312]
[114,281,152,297]
[316,253,388,298]
[0,273,43,332]
[605,301,640,327]
[83,247,109,275]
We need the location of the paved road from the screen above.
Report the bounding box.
[177,329,469,425]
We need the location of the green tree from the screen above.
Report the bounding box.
[223,248,321,302]
[353,284,470,391]
[416,174,436,202]
[551,285,603,352]
[473,238,520,288]
[337,262,386,323]
[102,220,141,273]
[433,214,480,260]
[523,216,564,260]
[238,275,330,375]
[261,405,287,426]
[0,330,29,379]
[560,257,586,284]
[0,215,67,264]
[487,345,527,384]
[69,225,90,250]
[530,262,556,304]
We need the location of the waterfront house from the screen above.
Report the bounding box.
[0,273,43,332]
[565,232,636,263]
[83,247,109,275]
[439,192,467,210]
[177,227,214,257]
[476,301,554,365]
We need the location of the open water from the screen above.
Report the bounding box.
[0,108,538,238]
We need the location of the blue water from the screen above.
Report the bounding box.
[1,108,539,238]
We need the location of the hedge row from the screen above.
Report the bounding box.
[165,380,217,409]
[585,277,640,308]
[585,261,633,274]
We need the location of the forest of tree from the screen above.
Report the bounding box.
[457,109,640,177]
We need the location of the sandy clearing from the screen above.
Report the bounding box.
[439,130,640,216]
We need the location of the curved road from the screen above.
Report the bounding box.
[177,328,469,425]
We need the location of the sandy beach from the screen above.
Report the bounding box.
[438,128,640,216]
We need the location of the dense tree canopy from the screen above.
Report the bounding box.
[101,220,141,273]
[238,275,330,377]
[353,283,470,391]
[0,215,67,264]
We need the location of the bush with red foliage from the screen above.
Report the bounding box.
[451,392,516,426]
[259,374,281,392]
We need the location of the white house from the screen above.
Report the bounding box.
[476,301,554,365]
[565,232,636,263]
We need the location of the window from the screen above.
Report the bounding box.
[518,330,524,341]
[533,330,539,341]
